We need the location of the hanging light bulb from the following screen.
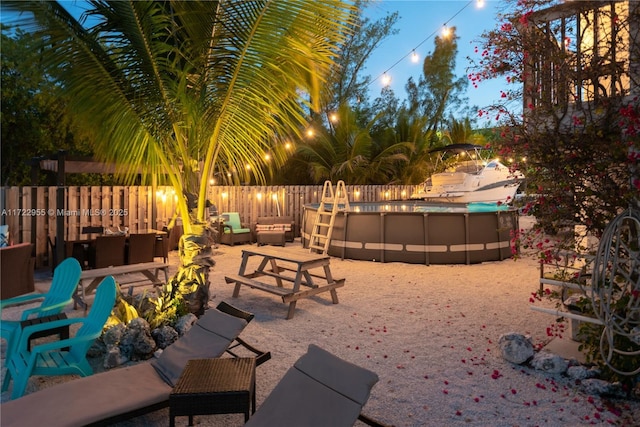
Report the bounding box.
[442,25,451,38]
[381,72,391,86]
[476,0,485,8]
[410,50,419,63]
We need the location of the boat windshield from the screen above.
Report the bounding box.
[444,159,483,174]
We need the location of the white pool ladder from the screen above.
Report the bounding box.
[309,180,350,254]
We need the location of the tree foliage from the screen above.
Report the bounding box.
[469,0,639,240]
[0,25,95,186]
[2,0,356,233]
[405,27,469,146]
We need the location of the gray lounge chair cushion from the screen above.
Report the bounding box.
[245,344,379,427]
[151,307,248,386]
[0,363,170,427]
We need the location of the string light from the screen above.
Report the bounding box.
[410,50,419,63]
[369,0,478,87]
[441,24,451,37]
[381,72,392,86]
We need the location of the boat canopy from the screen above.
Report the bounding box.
[428,143,485,154]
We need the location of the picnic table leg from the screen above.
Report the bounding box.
[232,282,243,298]
[269,259,284,287]
[73,279,90,314]
[284,267,305,319]
[233,253,251,298]
[73,280,81,310]
[329,289,339,304]
[286,301,297,320]
[322,264,340,304]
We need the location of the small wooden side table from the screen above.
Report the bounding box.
[169,358,256,427]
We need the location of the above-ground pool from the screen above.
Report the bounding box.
[301,201,519,265]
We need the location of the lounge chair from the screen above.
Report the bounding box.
[2,275,117,399]
[0,301,267,427]
[245,344,387,427]
[219,212,252,245]
[1,257,82,363]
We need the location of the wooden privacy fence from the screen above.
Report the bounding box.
[1,184,417,268]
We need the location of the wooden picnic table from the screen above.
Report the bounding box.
[225,246,345,319]
[74,261,169,312]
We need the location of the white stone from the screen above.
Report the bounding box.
[498,332,534,364]
[530,351,569,374]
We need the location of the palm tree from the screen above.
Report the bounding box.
[4,0,355,311]
[294,103,408,184]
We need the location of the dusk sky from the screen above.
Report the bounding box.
[9,1,518,122]
[363,0,519,120]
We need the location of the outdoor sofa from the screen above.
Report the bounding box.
[252,215,295,246]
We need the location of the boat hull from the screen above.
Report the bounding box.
[410,181,521,204]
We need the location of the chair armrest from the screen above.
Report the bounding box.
[225,336,272,367]
[20,299,73,319]
[22,325,103,357]
[17,318,84,351]
[0,293,45,310]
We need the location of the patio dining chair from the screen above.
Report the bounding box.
[126,233,157,264]
[1,257,82,363]
[88,234,126,268]
[2,275,117,399]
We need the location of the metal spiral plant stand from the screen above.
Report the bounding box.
[590,205,640,376]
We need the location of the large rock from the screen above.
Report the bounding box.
[567,365,599,380]
[498,332,534,364]
[119,317,156,361]
[580,379,627,397]
[530,351,569,374]
[104,346,129,369]
[152,325,179,349]
[175,313,198,336]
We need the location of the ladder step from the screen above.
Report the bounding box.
[315,222,331,227]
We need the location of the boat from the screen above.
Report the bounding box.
[410,143,524,204]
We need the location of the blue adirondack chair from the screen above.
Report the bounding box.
[1,257,82,363]
[2,276,117,399]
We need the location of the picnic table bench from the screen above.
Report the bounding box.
[74,261,169,311]
[225,246,345,319]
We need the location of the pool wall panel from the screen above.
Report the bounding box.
[302,203,518,265]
